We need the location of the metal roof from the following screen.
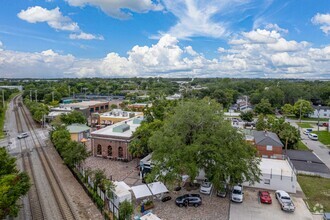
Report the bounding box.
[67,124,90,133]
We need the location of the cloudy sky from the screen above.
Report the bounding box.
[0,0,330,78]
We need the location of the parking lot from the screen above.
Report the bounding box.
[146,189,230,220]
[229,188,314,220]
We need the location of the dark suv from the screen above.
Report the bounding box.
[175,194,202,207]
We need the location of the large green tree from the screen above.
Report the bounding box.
[119,200,134,220]
[254,99,273,115]
[148,99,261,190]
[60,111,87,125]
[0,148,31,218]
[62,141,89,168]
[293,99,314,118]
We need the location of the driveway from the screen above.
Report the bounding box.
[288,120,330,170]
[229,188,313,220]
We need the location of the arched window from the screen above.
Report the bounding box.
[108,146,112,157]
[118,146,123,158]
[97,144,102,155]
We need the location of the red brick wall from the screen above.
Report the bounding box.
[256,145,282,158]
[92,137,132,161]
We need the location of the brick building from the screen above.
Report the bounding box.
[91,116,143,161]
[253,131,284,159]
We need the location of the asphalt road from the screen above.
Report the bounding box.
[287,119,330,170]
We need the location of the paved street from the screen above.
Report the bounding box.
[287,119,330,170]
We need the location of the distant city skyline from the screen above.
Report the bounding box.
[0,0,330,78]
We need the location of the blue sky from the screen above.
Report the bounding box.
[0,0,330,78]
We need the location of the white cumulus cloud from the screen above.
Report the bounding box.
[17,6,103,40]
[2,27,330,79]
[65,0,163,19]
[69,32,104,40]
[312,13,330,34]
[18,6,80,31]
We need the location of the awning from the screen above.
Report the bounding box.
[147,182,168,195]
[114,181,131,191]
[131,184,152,199]
[140,213,161,220]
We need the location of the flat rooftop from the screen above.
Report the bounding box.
[260,158,294,176]
[92,116,143,138]
[100,109,142,119]
[61,100,109,108]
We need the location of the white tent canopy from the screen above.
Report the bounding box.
[147,182,168,195]
[131,184,152,199]
[140,213,161,220]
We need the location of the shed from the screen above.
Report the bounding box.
[67,123,90,142]
[108,181,132,218]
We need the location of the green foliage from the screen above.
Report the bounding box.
[293,99,314,118]
[51,128,71,152]
[149,99,261,189]
[91,169,107,191]
[281,104,293,116]
[119,200,134,220]
[60,111,87,125]
[240,111,254,122]
[24,98,49,123]
[62,141,89,168]
[129,119,163,157]
[254,99,273,115]
[51,127,88,167]
[314,131,330,146]
[256,114,268,131]
[0,148,17,176]
[0,148,31,219]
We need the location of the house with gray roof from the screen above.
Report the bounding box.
[67,123,91,142]
[252,130,284,159]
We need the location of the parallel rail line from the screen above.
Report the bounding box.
[13,95,44,220]
[15,95,76,220]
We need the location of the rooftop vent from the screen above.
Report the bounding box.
[113,124,130,133]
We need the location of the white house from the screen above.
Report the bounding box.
[243,158,297,193]
[108,181,132,218]
[309,105,330,119]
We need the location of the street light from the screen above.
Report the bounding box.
[317,105,321,132]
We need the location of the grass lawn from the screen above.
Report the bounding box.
[287,116,328,122]
[297,122,313,128]
[314,131,330,147]
[297,140,310,151]
[298,175,330,212]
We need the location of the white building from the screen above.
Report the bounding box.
[309,105,330,119]
[109,181,132,219]
[243,158,297,193]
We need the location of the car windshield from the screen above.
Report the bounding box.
[281,196,291,201]
[233,189,242,194]
[202,182,211,187]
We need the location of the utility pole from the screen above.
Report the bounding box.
[35,90,37,102]
[30,90,32,102]
[318,105,321,132]
[52,91,54,103]
[68,85,71,98]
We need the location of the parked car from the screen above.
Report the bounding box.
[308,133,318,141]
[303,128,313,135]
[231,184,244,203]
[175,194,202,207]
[323,212,330,220]
[17,132,28,139]
[323,122,329,127]
[161,195,172,202]
[258,191,272,204]
[199,179,213,195]
[275,190,295,212]
[216,182,228,198]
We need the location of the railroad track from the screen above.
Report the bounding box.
[13,95,44,220]
[14,95,76,220]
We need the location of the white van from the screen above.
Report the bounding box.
[17,132,29,139]
[303,128,313,135]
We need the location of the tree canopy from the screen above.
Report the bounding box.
[60,111,87,125]
[0,148,31,218]
[148,99,261,190]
